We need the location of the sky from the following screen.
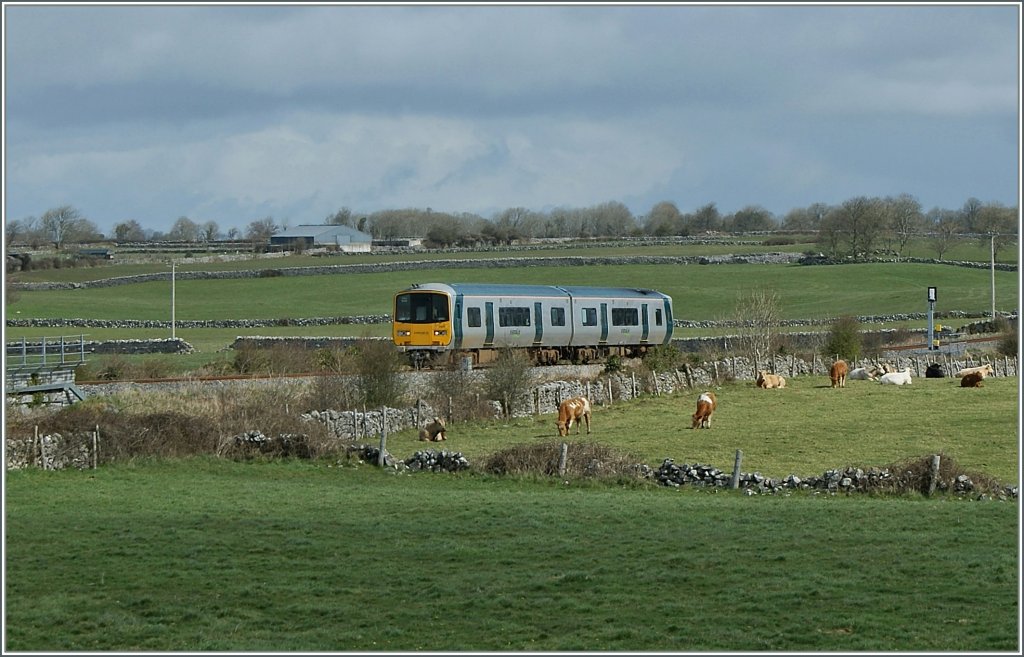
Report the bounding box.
[3,2,1021,236]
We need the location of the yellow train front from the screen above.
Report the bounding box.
[393,282,674,367]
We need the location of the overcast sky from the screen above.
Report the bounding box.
[3,2,1020,235]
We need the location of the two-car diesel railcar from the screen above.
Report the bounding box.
[392,283,674,366]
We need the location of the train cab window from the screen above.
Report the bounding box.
[467,307,482,328]
[396,292,449,324]
[550,307,566,326]
[612,308,639,326]
[498,306,531,327]
[655,308,663,326]
[582,307,597,326]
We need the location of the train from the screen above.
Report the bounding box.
[392,282,674,367]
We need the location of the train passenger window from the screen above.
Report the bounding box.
[582,308,597,326]
[498,306,531,327]
[611,308,639,326]
[467,307,482,328]
[655,309,663,326]
[550,307,565,326]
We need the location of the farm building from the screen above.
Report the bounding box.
[270,225,373,252]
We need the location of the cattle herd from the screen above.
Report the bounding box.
[410,359,998,439]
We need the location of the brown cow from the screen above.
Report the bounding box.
[556,396,592,437]
[418,417,447,442]
[960,372,985,388]
[756,371,786,389]
[691,391,718,429]
[830,360,848,388]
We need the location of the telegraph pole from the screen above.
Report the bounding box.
[171,261,176,339]
[990,232,996,322]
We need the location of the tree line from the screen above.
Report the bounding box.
[5,194,1018,260]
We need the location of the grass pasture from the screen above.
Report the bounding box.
[390,375,1020,485]
[7,261,1017,323]
[4,460,1018,652]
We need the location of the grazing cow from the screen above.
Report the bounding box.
[691,391,718,429]
[557,396,592,437]
[925,363,946,378]
[830,360,849,388]
[848,365,883,381]
[756,371,786,389]
[878,368,913,386]
[954,363,994,379]
[418,417,447,442]
[960,372,985,388]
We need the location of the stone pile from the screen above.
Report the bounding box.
[651,459,1019,499]
[405,449,471,473]
[230,431,312,458]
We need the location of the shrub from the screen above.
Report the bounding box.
[996,329,1017,358]
[481,441,645,480]
[484,348,536,419]
[822,315,862,362]
[352,339,408,408]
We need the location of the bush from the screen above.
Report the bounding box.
[481,441,645,480]
[822,315,862,362]
[484,348,536,419]
[352,339,408,408]
[996,330,1017,358]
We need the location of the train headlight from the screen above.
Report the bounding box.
[433,329,447,336]
[397,330,411,337]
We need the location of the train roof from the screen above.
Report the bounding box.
[399,283,671,300]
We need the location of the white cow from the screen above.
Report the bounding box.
[879,368,913,386]
[954,363,994,379]
[848,366,882,381]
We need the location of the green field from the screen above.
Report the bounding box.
[4,460,1018,652]
[382,375,1021,484]
[7,262,1017,323]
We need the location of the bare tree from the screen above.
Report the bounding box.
[326,207,353,226]
[926,208,960,260]
[113,220,146,242]
[201,221,220,242]
[245,216,279,241]
[168,216,201,242]
[644,201,683,236]
[484,348,536,419]
[974,203,1018,261]
[885,193,924,258]
[40,205,84,249]
[733,287,781,374]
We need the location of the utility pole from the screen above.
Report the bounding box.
[171,261,176,339]
[990,232,996,322]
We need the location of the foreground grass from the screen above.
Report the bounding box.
[4,460,1017,652]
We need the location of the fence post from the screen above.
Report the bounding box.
[558,442,568,477]
[93,424,99,470]
[730,450,742,490]
[377,428,387,468]
[607,378,613,405]
[927,454,941,497]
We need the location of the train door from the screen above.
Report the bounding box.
[599,303,609,344]
[453,294,464,349]
[641,303,650,343]
[484,302,495,346]
[533,302,544,344]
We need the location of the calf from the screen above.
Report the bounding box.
[418,417,447,442]
[954,363,994,379]
[960,372,985,388]
[925,363,946,378]
[756,371,786,389]
[557,396,592,437]
[691,391,718,429]
[830,360,849,388]
[878,368,913,386]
